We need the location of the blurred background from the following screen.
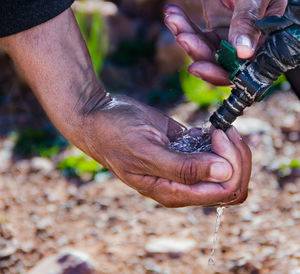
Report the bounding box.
[0,0,299,273]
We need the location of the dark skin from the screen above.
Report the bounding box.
[0,9,251,207]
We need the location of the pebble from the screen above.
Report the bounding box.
[241,213,254,222]
[28,249,99,274]
[145,237,196,253]
[233,117,272,135]
[31,157,54,173]
[0,239,18,258]
[57,236,69,247]
[36,217,53,230]
[20,241,35,253]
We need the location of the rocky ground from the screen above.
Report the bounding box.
[0,90,299,274]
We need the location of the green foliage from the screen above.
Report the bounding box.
[13,127,67,158]
[179,63,231,108]
[179,57,289,108]
[273,74,288,87]
[289,158,300,169]
[75,10,109,75]
[278,158,300,177]
[58,152,107,179]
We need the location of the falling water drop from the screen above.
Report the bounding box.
[208,257,215,266]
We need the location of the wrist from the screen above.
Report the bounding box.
[71,79,112,157]
[76,80,112,116]
[0,8,112,158]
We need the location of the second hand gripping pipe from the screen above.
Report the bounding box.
[210,0,300,131]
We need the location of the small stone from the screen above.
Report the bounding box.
[145,237,196,253]
[240,231,253,242]
[291,209,300,219]
[241,213,254,222]
[57,236,70,247]
[0,239,18,258]
[21,241,35,253]
[261,246,276,257]
[46,204,57,213]
[31,157,54,173]
[288,132,299,141]
[37,217,53,230]
[249,204,261,213]
[16,160,31,173]
[233,118,272,135]
[28,249,99,274]
[95,172,111,183]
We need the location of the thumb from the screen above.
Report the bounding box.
[228,0,269,59]
[145,141,233,185]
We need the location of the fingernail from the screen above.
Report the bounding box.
[210,162,232,181]
[232,127,242,140]
[235,35,252,48]
[234,35,254,58]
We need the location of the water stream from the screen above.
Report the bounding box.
[208,206,225,266]
[168,126,225,266]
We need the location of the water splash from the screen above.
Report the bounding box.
[168,127,212,153]
[208,206,225,266]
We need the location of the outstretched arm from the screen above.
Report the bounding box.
[0,8,251,207]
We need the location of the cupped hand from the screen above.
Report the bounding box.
[164,0,287,85]
[83,95,251,207]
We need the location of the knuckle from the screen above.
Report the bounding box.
[177,157,200,184]
[233,9,260,22]
[227,187,242,203]
[176,33,188,43]
[267,0,288,16]
[237,190,249,204]
[231,10,261,36]
[229,188,249,205]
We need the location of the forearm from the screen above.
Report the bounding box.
[0,8,110,151]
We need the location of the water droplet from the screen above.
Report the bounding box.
[208,257,215,266]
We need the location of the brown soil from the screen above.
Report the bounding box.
[0,91,300,274]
